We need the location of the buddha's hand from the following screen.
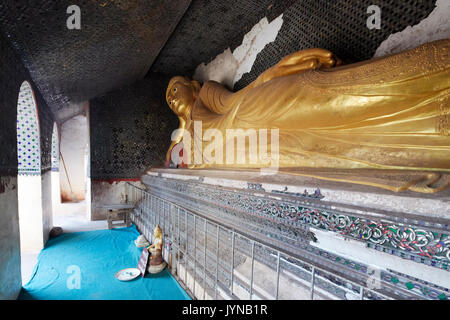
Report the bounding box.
[277,48,341,69]
[253,48,341,87]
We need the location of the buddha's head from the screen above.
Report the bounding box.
[154,224,162,238]
[166,76,201,118]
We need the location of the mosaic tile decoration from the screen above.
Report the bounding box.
[17,81,40,175]
[89,74,178,179]
[51,122,59,171]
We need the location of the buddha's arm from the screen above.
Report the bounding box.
[166,117,187,162]
[195,49,340,114]
[249,48,341,88]
[198,81,234,115]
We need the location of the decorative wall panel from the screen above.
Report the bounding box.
[89,73,179,179]
[17,82,41,175]
[0,31,54,176]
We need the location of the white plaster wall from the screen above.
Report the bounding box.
[41,171,53,245]
[91,181,129,220]
[0,176,21,300]
[91,180,146,220]
[60,114,88,202]
[374,0,450,57]
[51,171,61,216]
[193,15,284,88]
[18,175,44,252]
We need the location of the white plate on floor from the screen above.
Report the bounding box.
[115,268,141,281]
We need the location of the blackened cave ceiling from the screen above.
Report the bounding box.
[0,0,438,123]
[0,0,191,123]
[152,0,437,89]
[150,0,297,77]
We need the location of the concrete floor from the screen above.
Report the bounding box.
[21,202,108,286]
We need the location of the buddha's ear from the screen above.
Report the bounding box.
[191,80,201,92]
[190,80,201,100]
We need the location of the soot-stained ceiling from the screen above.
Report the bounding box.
[0,0,191,123]
[150,0,297,77]
[152,0,437,89]
[0,0,439,123]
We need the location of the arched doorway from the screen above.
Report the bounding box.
[17,81,45,253]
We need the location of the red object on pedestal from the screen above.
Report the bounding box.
[168,142,188,168]
[178,145,188,168]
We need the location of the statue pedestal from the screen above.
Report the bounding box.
[147,261,167,274]
[138,168,449,293]
[147,247,167,274]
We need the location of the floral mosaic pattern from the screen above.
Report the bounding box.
[17,81,40,175]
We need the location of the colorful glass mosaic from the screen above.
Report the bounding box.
[17,81,40,175]
[51,123,59,171]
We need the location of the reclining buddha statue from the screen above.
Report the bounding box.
[164,39,450,193]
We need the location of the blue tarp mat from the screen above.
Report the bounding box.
[19,225,190,300]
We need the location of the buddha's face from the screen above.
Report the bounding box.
[166,79,195,117]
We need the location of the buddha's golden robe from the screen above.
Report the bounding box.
[188,40,450,173]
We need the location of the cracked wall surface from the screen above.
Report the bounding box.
[182,1,439,90]
[89,73,178,180]
[193,15,284,88]
[374,0,450,57]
